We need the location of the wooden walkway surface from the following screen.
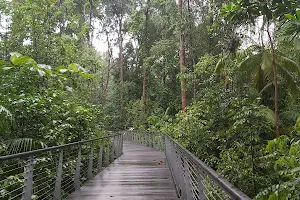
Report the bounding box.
[67,141,178,200]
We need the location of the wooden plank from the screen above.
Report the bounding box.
[67,141,178,200]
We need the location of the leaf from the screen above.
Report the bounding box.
[261,51,272,71]
[59,69,68,73]
[294,38,300,50]
[55,66,66,71]
[239,53,262,73]
[284,14,296,21]
[37,69,46,77]
[259,107,275,126]
[215,56,227,74]
[277,54,300,75]
[65,86,73,92]
[38,64,52,70]
[280,111,300,123]
[68,63,79,72]
[277,65,299,96]
[296,10,300,20]
[1,67,13,71]
[79,72,94,79]
[10,53,37,66]
[0,105,12,120]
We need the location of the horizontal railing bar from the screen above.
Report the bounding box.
[0,133,121,161]
[165,135,251,200]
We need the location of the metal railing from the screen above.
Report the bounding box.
[0,133,123,200]
[123,131,165,151]
[125,131,251,200]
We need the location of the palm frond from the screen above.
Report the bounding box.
[259,107,275,126]
[261,51,272,71]
[0,105,12,120]
[279,110,300,124]
[294,37,300,50]
[3,138,47,154]
[261,51,274,82]
[239,53,262,73]
[260,82,274,94]
[214,54,229,74]
[277,54,300,75]
[254,66,268,92]
[277,65,299,96]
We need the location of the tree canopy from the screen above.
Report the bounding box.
[1,0,300,198]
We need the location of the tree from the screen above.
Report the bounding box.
[221,0,300,134]
[178,0,187,111]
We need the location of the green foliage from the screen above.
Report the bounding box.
[0,53,103,150]
[0,0,300,198]
[256,133,300,199]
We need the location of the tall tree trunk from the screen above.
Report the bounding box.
[187,0,196,102]
[267,27,279,136]
[103,31,112,104]
[178,0,187,111]
[142,0,151,114]
[118,17,124,118]
[88,0,93,47]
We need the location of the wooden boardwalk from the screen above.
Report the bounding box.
[67,141,178,200]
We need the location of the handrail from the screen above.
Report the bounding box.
[0,133,124,200]
[0,133,120,161]
[165,135,251,200]
[125,131,251,200]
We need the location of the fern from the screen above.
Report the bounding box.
[2,138,47,155]
[0,106,12,120]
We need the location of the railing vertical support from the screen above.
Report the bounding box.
[22,156,34,200]
[88,144,94,180]
[111,139,115,162]
[105,143,110,166]
[197,171,207,200]
[152,135,155,148]
[184,157,193,200]
[74,147,81,190]
[98,145,103,172]
[121,134,124,154]
[170,140,181,195]
[54,150,63,200]
[177,151,186,199]
[117,135,121,157]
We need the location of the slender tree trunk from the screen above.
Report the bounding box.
[118,17,124,118]
[103,31,112,104]
[267,27,279,136]
[142,0,151,114]
[178,0,187,111]
[187,0,196,102]
[88,0,93,47]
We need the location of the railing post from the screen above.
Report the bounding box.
[74,147,81,190]
[98,145,103,172]
[22,156,34,200]
[54,150,63,200]
[150,135,155,148]
[111,139,115,162]
[121,134,124,154]
[158,137,162,151]
[170,140,181,195]
[147,134,150,147]
[197,171,207,200]
[176,150,186,199]
[184,157,193,200]
[105,143,110,166]
[117,135,121,157]
[88,144,94,180]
